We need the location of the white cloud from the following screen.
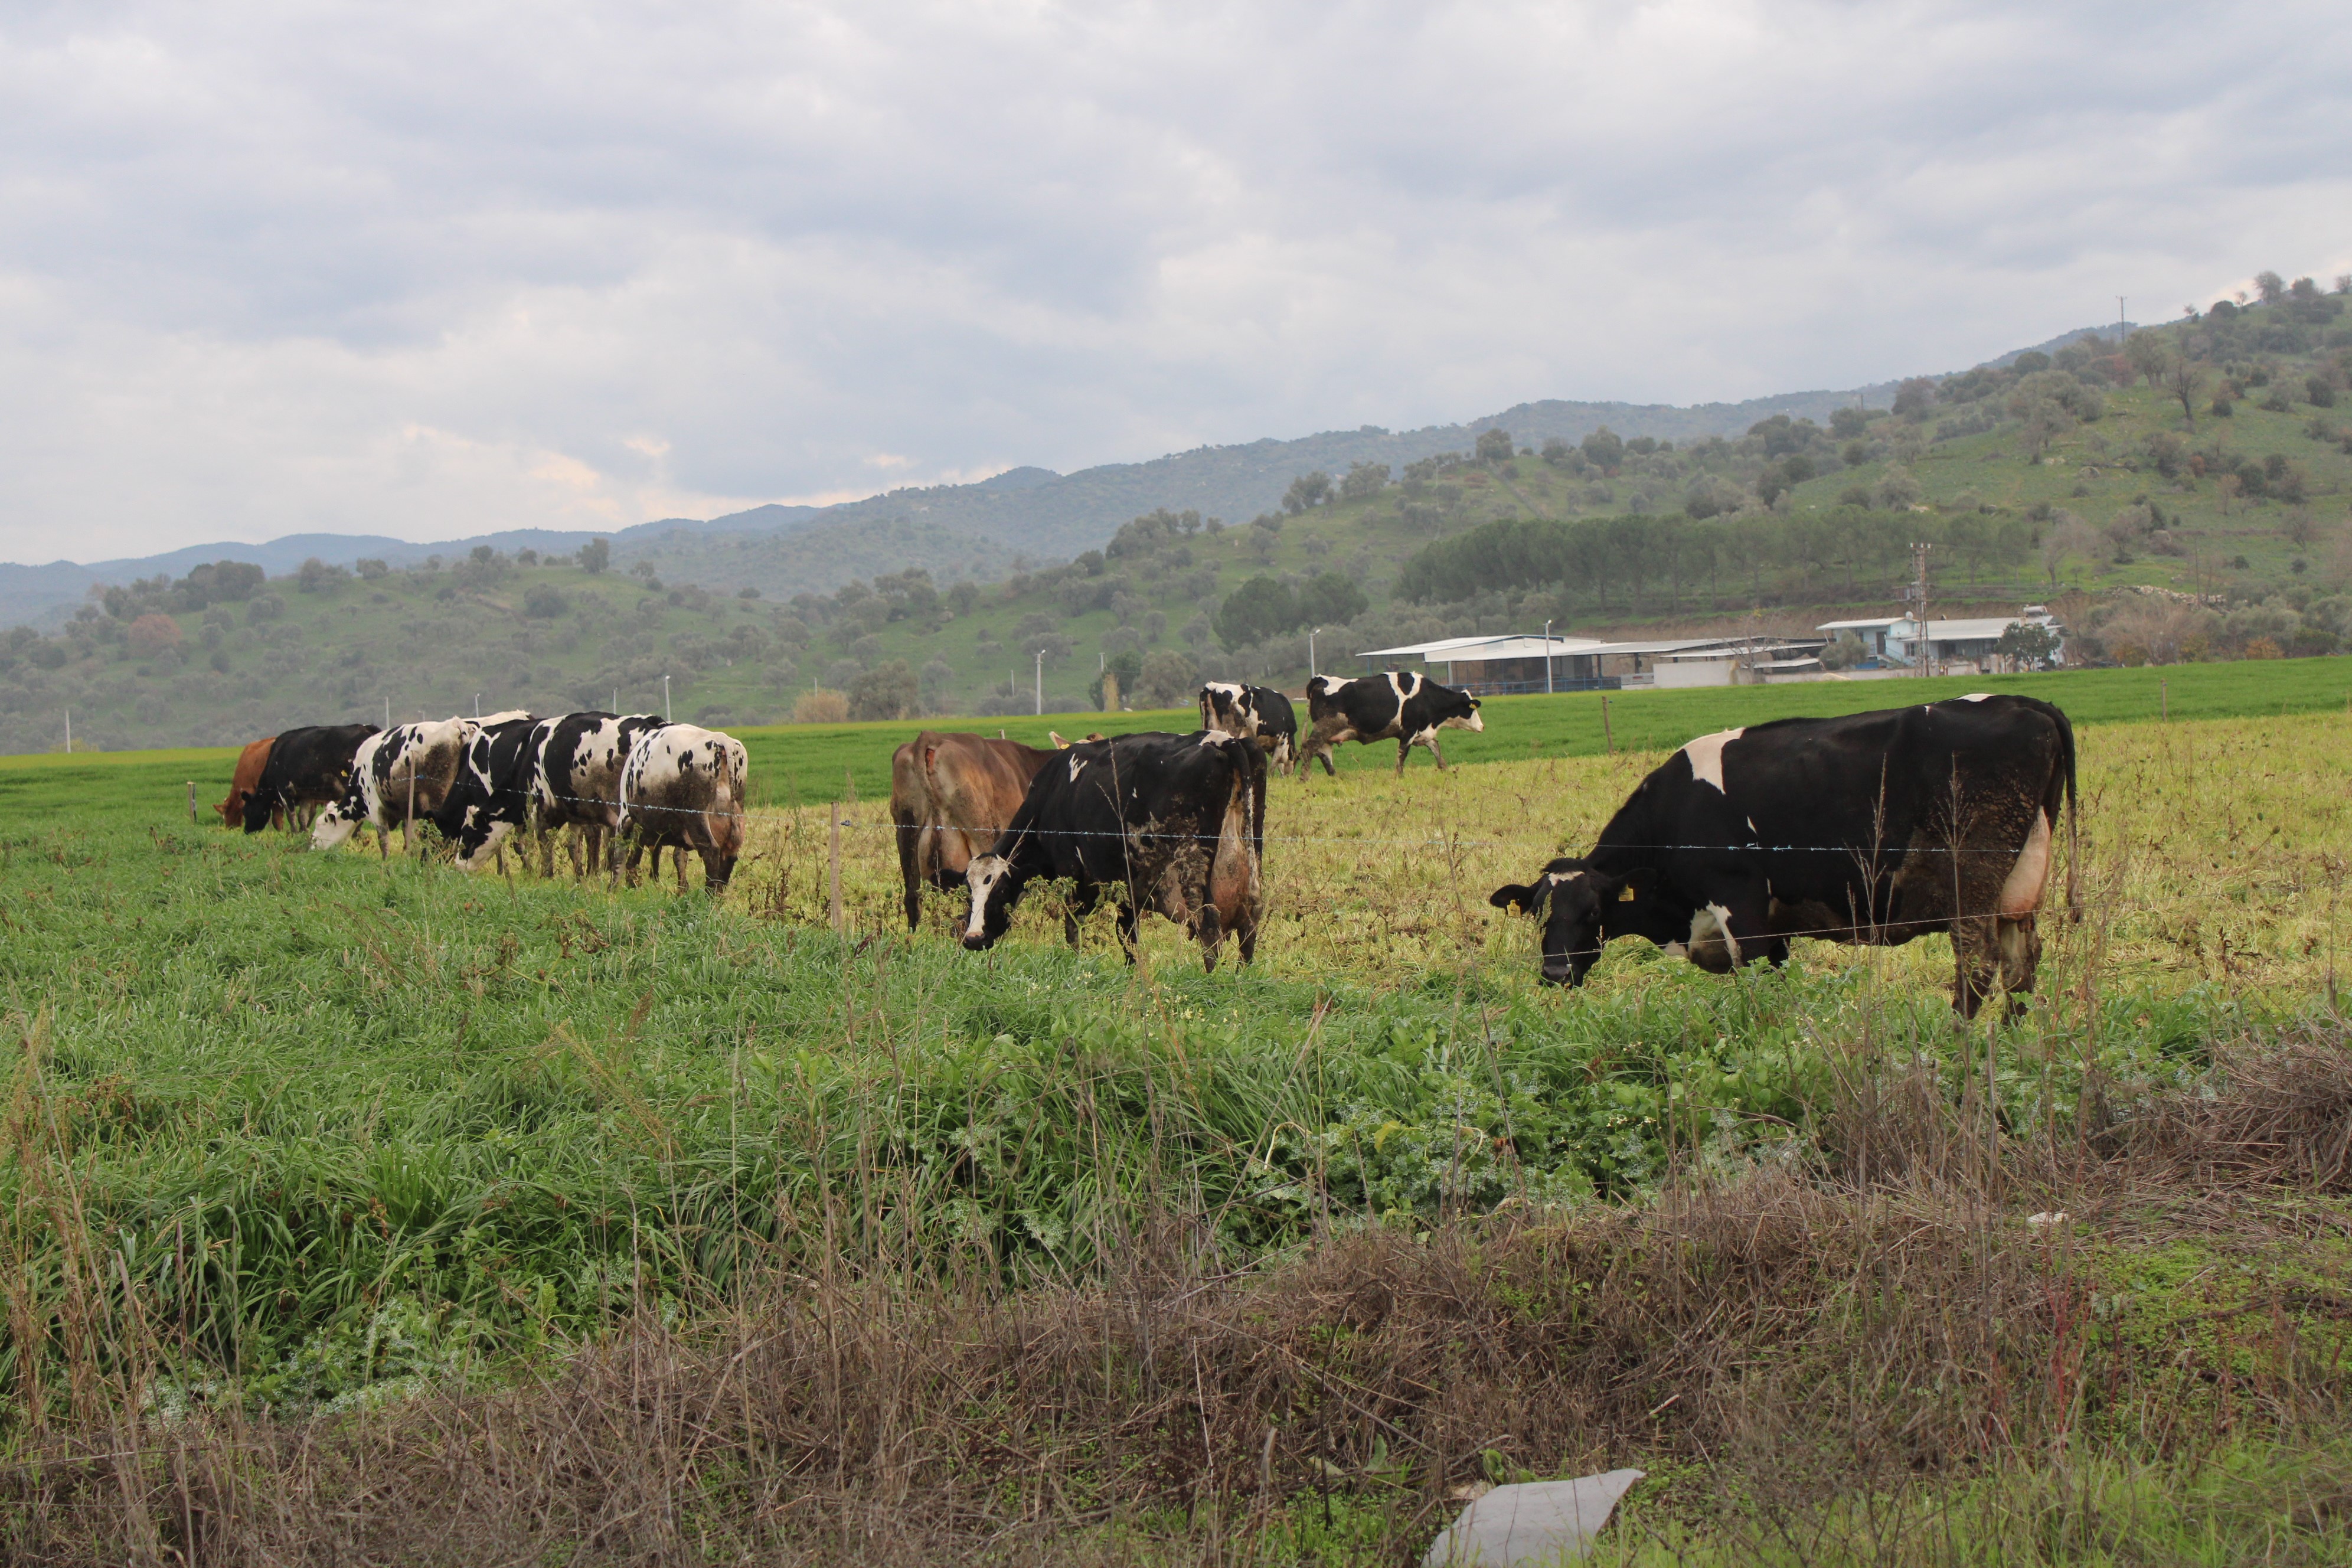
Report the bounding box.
[0,0,2347,558]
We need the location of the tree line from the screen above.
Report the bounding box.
[1398,508,2038,614]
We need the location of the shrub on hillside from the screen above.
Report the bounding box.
[126,614,182,658]
[524,585,569,618]
[793,688,850,724]
[850,660,917,721]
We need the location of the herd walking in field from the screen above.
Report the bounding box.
[215,676,2078,1013]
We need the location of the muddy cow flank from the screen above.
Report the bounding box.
[1198,682,1299,774]
[1299,671,1482,777]
[962,730,1266,971]
[242,724,376,833]
[1489,694,2077,1015]
[890,731,1056,929]
[217,736,277,829]
[618,724,747,892]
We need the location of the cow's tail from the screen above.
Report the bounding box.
[2052,701,2080,922]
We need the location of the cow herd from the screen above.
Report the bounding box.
[220,710,748,891]
[215,677,2079,1014]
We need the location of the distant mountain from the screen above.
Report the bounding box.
[0,328,2125,629]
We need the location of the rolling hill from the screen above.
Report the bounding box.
[6,288,2348,754]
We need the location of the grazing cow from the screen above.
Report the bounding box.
[1198,682,1299,775]
[961,731,1266,971]
[1299,672,1484,777]
[1488,694,2078,1016]
[618,724,747,892]
[311,715,512,855]
[532,713,669,877]
[216,736,278,829]
[889,731,1056,929]
[242,724,377,832]
[432,714,549,871]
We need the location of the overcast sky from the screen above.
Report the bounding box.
[1,1,2346,560]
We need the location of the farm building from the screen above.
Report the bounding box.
[1817,606,2064,671]
[1357,632,1829,693]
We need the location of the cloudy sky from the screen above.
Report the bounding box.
[1,1,2345,560]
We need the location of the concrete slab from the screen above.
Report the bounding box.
[1421,1469,1645,1566]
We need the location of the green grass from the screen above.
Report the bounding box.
[11,655,2347,821]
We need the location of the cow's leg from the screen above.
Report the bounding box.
[1395,737,1413,775]
[375,819,388,861]
[1949,913,2004,1018]
[896,815,925,931]
[1113,897,1141,965]
[1197,903,1224,973]
[675,838,690,894]
[622,835,645,887]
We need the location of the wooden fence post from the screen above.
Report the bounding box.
[1601,696,1613,754]
[187,781,197,824]
[829,809,845,934]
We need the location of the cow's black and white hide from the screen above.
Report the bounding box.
[241,723,377,832]
[617,724,748,893]
[311,713,527,856]
[532,713,669,877]
[961,730,1266,971]
[432,714,548,870]
[1489,694,2078,1015]
[1299,671,1482,777]
[1198,682,1299,775]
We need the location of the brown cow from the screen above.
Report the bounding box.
[216,736,279,829]
[891,731,1056,929]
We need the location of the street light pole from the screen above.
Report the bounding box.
[1543,619,1554,695]
[1309,627,1321,677]
[663,674,672,720]
[1034,649,1044,716]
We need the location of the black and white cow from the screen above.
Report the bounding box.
[616,723,748,893]
[1198,682,1299,775]
[1488,694,2077,1015]
[311,713,528,856]
[1299,671,1484,777]
[961,730,1266,971]
[532,712,670,877]
[240,723,377,832]
[431,713,548,871]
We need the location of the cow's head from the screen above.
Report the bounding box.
[1489,858,1627,985]
[961,852,1022,950]
[310,790,365,850]
[240,788,276,834]
[1439,690,1485,734]
[1198,682,1256,737]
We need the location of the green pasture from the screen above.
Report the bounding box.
[6,656,2348,824]
[0,786,2298,1420]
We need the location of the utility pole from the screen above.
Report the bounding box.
[2117,296,2128,343]
[1543,619,1554,695]
[1907,541,1934,677]
[662,674,671,721]
[383,696,391,731]
[63,708,70,754]
[1034,649,1043,716]
[473,692,481,719]
[1309,627,1321,678]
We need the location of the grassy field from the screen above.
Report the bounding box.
[2,681,2350,1560]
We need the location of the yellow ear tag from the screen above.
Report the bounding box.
[1618,885,1637,901]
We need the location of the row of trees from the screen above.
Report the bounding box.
[1399,509,2039,613]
